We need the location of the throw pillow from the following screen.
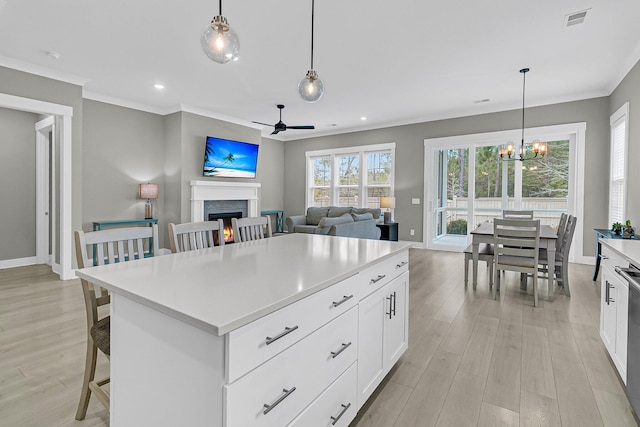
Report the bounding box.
[328,206,353,217]
[351,212,374,222]
[306,207,330,225]
[353,207,382,219]
[316,213,354,234]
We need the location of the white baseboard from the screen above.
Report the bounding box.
[0,256,37,270]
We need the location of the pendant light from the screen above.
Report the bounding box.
[201,0,240,64]
[499,68,548,161]
[298,0,324,102]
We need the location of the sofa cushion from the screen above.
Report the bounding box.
[328,218,381,240]
[328,206,353,218]
[351,212,374,221]
[316,213,354,235]
[352,207,382,219]
[306,207,330,225]
[294,224,318,234]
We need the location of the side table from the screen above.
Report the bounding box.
[260,210,285,233]
[376,222,398,241]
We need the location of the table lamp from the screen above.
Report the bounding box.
[380,196,395,223]
[138,183,158,219]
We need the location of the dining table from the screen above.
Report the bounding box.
[470,222,559,300]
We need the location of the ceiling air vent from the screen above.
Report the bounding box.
[564,9,590,27]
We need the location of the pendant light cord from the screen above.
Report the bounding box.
[521,69,526,146]
[219,0,222,15]
[310,0,315,70]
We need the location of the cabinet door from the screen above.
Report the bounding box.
[357,285,386,406]
[383,272,409,369]
[615,280,629,384]
[600,267,617,356]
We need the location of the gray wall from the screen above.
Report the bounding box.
[284,97,610,257]
[0,107,38,260]
[610,60,640,227]
[163,112,182,233]
[82,99,167,246]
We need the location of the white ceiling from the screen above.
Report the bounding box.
[1,0,639,140]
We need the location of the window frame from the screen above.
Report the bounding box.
[609,102,629,226]
[306,143,396,208]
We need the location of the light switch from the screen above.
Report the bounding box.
[412,198,420,205]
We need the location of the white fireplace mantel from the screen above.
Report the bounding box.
[190,181,261,222]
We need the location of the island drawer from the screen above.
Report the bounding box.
[287,362,357,427]
[224,307,358,427]
[358,250,409,299]
[601,245,629,272]
[226,273,359,382]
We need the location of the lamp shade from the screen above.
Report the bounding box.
[138,183,158,200]
[380,197,396,209]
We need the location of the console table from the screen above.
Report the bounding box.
[92,219,158,264]
[260,210,285,233]
[593,228,637,280]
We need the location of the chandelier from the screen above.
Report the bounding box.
[499,68,548,161]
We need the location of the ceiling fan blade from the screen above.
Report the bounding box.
[286,125,315,130]
[252,121,273,126]
[271,129,280,135]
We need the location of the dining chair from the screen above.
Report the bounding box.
[539,215,577,296]
[493,219,541,306]
[168,220,225,253]
[502,210,534,220]
[73,224,160,420]
[232,216,272,243]
[464,243,494,288]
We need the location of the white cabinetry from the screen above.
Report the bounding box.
[358,271,409,406]
[600,246,629,383]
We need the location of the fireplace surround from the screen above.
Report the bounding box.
[190,181,261,223]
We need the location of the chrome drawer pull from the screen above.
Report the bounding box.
[332,294,354,307]
[263,387,296,415]
[396,261,408,268]
[330,342,352,359]
[370,274,386,284]
[330,402,352,425]
[265,325,299,345]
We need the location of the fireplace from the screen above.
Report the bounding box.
[209,212,243,243]
[190,181,261,223]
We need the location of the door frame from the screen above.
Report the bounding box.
[0,93,73,280]
[35,116,54,265]
[423,122,587,263]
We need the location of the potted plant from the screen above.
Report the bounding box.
[624,219,635,238]
[612,222,623,235]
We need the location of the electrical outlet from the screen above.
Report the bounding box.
[410,229,415,236]
[412,198,420,205]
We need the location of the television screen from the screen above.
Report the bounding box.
[203,136,259,178]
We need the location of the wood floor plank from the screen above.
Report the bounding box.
[592,388,638,427]
[521,324,557,399]
[393,350,461,427]
[519,389,561,427]
[457,315,500,377]
[478,401,520,427]
[435,371,486,427]
[350,377,412,427]
[483,319,523,413]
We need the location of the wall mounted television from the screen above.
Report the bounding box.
[203,136,259,178]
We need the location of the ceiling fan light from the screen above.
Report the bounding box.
[299,70,324,103]
[201,15,240,64]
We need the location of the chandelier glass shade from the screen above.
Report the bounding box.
[299,0,324,102]
[499,68,548,161]
[201,1,239,64]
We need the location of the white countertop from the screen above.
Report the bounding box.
[76,233,412,336]
[600,238,640,266]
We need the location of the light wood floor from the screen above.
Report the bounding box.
[0,250,637,426]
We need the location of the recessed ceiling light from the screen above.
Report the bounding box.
[154,84,165,90]
[47,51,61,60]
[564,9,590,27]
[360,116,367,121]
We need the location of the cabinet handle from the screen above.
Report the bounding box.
[263,387,296,414]
[386,295,393,319]
[332,294,354,308]
[396,261,408,268]
[265,325,299,345]
[392,291,397,317]
[330,402,352,425]
[371,274,386,284]
[602,255,609,260]
[330,342,352,359]
[605,281,610,305]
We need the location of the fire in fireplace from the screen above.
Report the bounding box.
[208,212,243,243]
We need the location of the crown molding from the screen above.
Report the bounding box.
[83,91,167,115]
[176,104,263,130]
[0,55,88,86]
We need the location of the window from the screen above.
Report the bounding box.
[609,103,629,225]
[306,143,395,208]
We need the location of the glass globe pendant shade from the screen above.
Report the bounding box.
[298,69,324,103]
[201,15,239,64]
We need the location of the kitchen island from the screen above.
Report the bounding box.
[76,233,411,426]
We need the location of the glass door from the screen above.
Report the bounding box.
[434,148,469,247]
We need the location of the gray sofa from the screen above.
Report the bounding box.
[286,206,382,240]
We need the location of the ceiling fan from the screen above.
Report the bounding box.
[252,104,315,135]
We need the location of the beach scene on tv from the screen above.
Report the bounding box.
[203,137,259,178]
